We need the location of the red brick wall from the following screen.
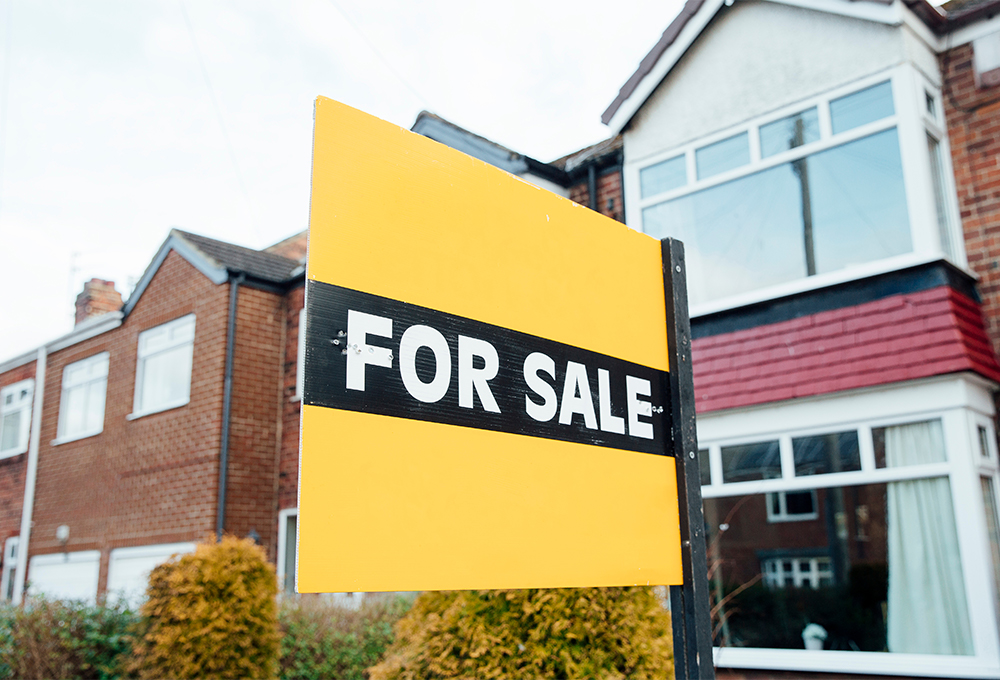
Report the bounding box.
[29,251,228,595]
[224,285,285,559]
[942,43,1000,356]
[0,361,35,553]
[568,168,625,222]
[277,285,304,515]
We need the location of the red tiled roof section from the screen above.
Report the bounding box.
[692,286,1000,413]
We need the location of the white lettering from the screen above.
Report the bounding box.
[399,325,451,403]
[523,352,557,422]
[458,336,501,413]
[559,361,597,430]
[345,310,392,391]
[598,368,625,434]
[626,375,654,440]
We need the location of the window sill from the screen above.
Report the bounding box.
[290,394,301,403]
[0,447,26,461]
[51,430,103,446]
[127,400,189,421]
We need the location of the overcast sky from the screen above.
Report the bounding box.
[0,0,684,361]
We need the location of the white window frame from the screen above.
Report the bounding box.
[762,555,833,589]
[700,374,1000,678]
[629,64,967,318]
[1,536,18,602]
[765,489,819,523]
[54,352,109,445]
[129,314,195,419]
[277,507,298,594]
[0,379,34,458]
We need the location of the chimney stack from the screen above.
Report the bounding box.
[75,279,122,326]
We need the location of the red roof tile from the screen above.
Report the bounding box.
[692,286,1000,413]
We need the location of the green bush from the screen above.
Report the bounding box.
[132,535,280,679]
[368,587,673,680]
[279,594,413,680]
[0,598,137,680]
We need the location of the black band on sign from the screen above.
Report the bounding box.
[303,279,672,456]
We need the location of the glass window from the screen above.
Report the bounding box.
[979,425,992,459]
[830,81,894,134]
[644,129,910,306]
[767,490,818,522]
[982,477,1000,621]
[721,440,780,483]
[792,431,861,476]
[134,315,195,416]
[282,513,297,594]
[0,380,33,456]
[1,537,18,602]
[699,448,711,486]
[706,477,971,653]
[927,133,955,259]
[640,155,686,198]
[760,108,820,158]
[873,420,947,468]
[57,353,109,441]
[696,132,750,180]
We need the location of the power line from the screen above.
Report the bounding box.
[325,0,431,110]
[178,0,264,244]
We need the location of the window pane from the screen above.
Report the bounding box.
[721,440,780,483]
[699,448,711,486]
[643,129,910,306]
[696,132,750,180]
[0,412,21,451]
[927,133,955,259]
[760,108,820,158]
[785,490,815,515]
[139,343,193,413]
[982,477,1000,622]
[85,379,107,433]
[979,425,992,459]
[705,479,972,654]
[830,81,894,134]
[63,384,88,437]
[283,515,297,594]
[640,155,686,198]
[792,431,861,476]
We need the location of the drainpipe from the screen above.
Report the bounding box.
[216,273,244,539]
[587,165,598,212]
[13,346,46,605]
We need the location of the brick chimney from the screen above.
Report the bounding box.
[75,279,122,325]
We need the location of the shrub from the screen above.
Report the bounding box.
[132,535,280,679]
[0,598,137,680]
[368,587,673,680]
[279,594,413,680]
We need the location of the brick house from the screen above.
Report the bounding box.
[598,0,1000,676]
[0,113,613,607]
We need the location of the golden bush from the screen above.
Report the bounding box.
[368,587,673,680]
[132,535,280,679]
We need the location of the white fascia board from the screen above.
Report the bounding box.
[946,12,1000,49]
[122,233,228,316]
[606,0,902,135]
[607,0,727,135]
[0,312,124,376]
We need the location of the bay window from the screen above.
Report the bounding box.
[634,68,962,311]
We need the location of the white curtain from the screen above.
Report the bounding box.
[886,420,972,655]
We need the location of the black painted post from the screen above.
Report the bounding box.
[662,238,715,679]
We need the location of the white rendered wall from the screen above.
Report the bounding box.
[624,0,910,164]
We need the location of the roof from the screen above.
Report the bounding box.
[173,230,300,284]
[601,0,973,129]
[410,111,570,186]
[553,135,624,174]
[692,285,1000,412]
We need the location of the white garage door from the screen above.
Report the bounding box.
[27,551,101,604]
[106,542,195,607]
